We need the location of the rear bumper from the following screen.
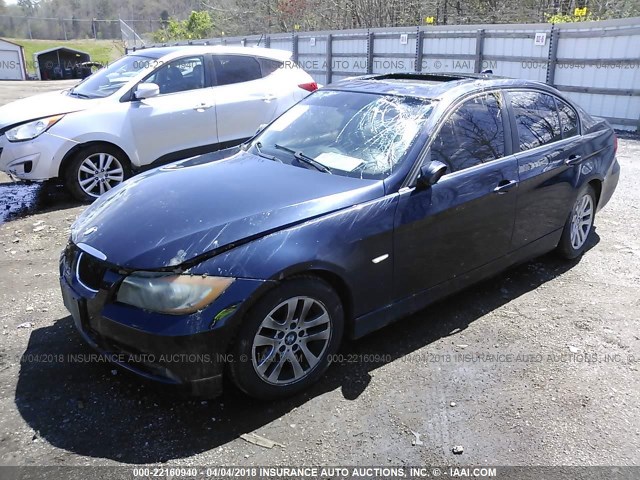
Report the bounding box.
[597,156,620,212]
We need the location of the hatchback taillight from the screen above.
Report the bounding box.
[298,82,318,92]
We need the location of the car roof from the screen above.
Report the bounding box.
[325,73,555,100]
[127,45,292,62]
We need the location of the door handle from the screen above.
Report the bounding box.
[262,94,276,102]
[565,154,582,166]
[194,103,213,111]
[493,179,518,194]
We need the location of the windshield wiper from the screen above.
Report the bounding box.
[67,89,91,99]
[254,142,282,163]
[273,143,332,174]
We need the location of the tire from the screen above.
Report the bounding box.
[557,184,596,259]
[229,276,344,400]
[64,144,131,202]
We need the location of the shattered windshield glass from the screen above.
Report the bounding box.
[252,90,433,179]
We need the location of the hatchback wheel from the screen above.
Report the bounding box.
[65,145,131,202]
[229,277,344,399]
[557,184,596,259]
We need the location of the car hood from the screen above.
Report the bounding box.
[0,90,99,130]
[71,150,384,270]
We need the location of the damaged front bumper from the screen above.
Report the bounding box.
[59,242,271,397]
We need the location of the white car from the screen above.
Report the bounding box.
[0,46,317,201]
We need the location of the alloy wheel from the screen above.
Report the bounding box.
[251,296,332,385]
[77,153,125,198]
[570,193,594,250]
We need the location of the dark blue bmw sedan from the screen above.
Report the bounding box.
[60,73,620,399]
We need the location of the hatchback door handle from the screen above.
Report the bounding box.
[565,154,582,166]
[262,94,276,102]
[493,179,518,194]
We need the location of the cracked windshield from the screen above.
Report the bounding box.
[252,90,433,179]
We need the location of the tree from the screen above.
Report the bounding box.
[71,15,81,38]
[546,11,598,23]
[18,0,40,15]
[3,0,640,42]
[160,9,170,29]
[184,10,214,38]
[152,10,214,41]
[166,18,186,39]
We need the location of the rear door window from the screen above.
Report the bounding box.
[556,98,579,138]
[213,55,262,85]
[509,91,562,151]
[431,92,505,174]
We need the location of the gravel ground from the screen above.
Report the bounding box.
[0,81,639,471]
[0,80,78,106]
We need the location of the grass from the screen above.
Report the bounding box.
[7,38,125,75]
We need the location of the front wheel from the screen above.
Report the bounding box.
[229,277,344,399]
[65,145,131,202]
[557,184,596,259]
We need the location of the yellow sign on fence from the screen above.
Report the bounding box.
[574,7,588,16]
[425,16,435,24]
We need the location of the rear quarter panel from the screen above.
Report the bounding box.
[577,118,617,209]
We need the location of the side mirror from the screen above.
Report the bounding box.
[134,82,159,100]
[255,123,267,135]
[417,160,448,188]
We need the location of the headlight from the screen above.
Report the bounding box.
[116,273,235,315]
[5,115,65,142]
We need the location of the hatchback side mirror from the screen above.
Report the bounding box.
[417,160,448,188]
[134,82,159,100]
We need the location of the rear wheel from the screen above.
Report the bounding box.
[229,277,344,399]
[65,145,131,202]
[557,184,596,259]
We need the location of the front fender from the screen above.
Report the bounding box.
[51,107,139,167]
[190,193,399,320]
